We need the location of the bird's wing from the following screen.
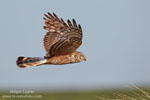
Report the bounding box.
[43,12,82,57]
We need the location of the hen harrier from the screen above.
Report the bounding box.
[16,12,86,68]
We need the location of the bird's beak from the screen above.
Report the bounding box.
[84,58,86,61]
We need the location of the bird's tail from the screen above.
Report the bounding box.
[16,56,47,68]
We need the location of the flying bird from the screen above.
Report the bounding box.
[16,12,86,68]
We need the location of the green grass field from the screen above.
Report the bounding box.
[0,86,150,100]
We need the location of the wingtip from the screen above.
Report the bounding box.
[47,12,51,14]
[72,19,75,22]
[43,17,47,20]
[52,12,56,16]
[72,19,77,27]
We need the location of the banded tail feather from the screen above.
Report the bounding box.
[16,56,47,68]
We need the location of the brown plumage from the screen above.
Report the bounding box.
[16,12,86,68]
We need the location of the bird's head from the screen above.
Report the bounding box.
[78,52,86,61]
[80,54,86,61]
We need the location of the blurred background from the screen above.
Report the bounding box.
[0,0,150,91]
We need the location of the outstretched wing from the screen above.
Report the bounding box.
[43,12,82,57]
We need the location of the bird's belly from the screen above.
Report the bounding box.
[45,52,81,65]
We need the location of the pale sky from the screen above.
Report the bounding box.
[0,0,150,90]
